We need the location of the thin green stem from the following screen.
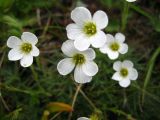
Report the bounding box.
[132,83,160,104]
[107,108,135,120]
[30,65,42,88]
[79,88,97,110]
[68,84,82,120]
[49,112,62,120]
[121,1,129,31]
[30,66,51,97]
[0,51,10,111]
[0,83,32,95]
[142,47,160,104]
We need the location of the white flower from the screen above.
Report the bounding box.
[7,32,39,67]
[126,0,136,2]
[112,60,138,88]
[77,117,90,120]
[99,33,128,60]
[57,40,98,83]
[66,7,108,51]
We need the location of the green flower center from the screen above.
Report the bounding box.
[73,54,85,65]
[110,42,119,51]
[20,43,32,54]
[120,68,128,77]
[83,22,97,36]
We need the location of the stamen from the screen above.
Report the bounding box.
[21,43,32,54]
[83,22,97,36]
[120,68,128,77]
[73,54,85,65]
[110,42,119,51]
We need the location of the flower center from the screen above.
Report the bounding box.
[110,42,119,51]
[83,22,97,36]
[73,54,85,65]
[20,43,32,54]
[120,68,128,77]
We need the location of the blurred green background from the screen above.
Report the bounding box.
[0,0,160,120]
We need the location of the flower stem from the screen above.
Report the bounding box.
[68,84,82,120]
[121,1,129,31]
[79,89,98,110]
[30,66,50,95]
[49,112,62,120]
[30,66,40,86]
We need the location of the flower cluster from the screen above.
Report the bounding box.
[57,7,138,87]
[6,4,138,120]
[6,6,138,87]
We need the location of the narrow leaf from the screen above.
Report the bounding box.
[46,102,73,113]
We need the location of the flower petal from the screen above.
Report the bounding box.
[71,7,91,25]
[112,72,123,81]
[74,39,90,51]
[82,48,95,60]
[99,44,108,54]
[77,117,89,120]
[115,33,125,43]
[122,60,133,68]
[20,55,33,67]
[61,40,79,57]
[93,10,108,29]
[57,58,75,75]
[119,79,131,88]
[82,61,98,76]
[106,34,115,43]
[8,48,23,61]
[7,36,22,48]
[30,46,39,56]
[66,23,83,40]
[119,43,128,54]
[107,50,119,60]
[113,61,122,71]
[90,31,107,48]
[74,66,92,83]
[129,68,138,80]
[126,0,136,2]
[21,32,38,45]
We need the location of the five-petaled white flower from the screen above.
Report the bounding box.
[77,117,89,120]
[66,7,108,51]
[112,60,138,88]
[57,40,98,83]
[7,32,40,67]
[100,33,128,60]
[126,0,136,2]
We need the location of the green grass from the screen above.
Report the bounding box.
[0,0,160,120]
